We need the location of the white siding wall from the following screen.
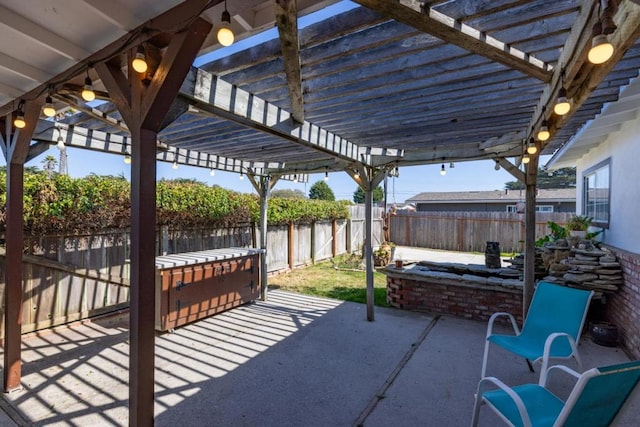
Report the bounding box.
[576,115,640,253]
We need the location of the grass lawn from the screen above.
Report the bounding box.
[268,254,389,307]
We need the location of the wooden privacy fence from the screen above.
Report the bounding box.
[389,211,574,253]
[0,212,383,337]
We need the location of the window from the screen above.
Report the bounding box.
[506,205,554,213]
[536,205,554,213]
[583,159,610,227]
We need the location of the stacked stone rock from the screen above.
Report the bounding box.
[541,240,623,295]
[504,248,546,279]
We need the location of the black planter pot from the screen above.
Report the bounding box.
[590,322,619,347]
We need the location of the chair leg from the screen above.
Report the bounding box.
[526,359,535,373]
[471,392,483,427]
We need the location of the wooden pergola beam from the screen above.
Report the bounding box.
[353,0,553,82]
[274,0,304,124]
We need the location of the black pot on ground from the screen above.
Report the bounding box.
[590,322,619,347]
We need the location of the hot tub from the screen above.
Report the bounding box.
[155,248,263,331]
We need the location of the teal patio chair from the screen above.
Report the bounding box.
[471,360,640,427]
[481,281,594,381]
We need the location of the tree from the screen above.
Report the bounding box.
[308,180,335,201]
[271,188,306,199]
[353,185,384,203]
[41,155,58,178]
[504,167,576,190]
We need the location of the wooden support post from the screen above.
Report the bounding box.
[258,175,270,301]
[129,128,157,426]
[364,184,375,321]
[95,16,211,426]
[4,161,24,391]
[523,155,540,318]
[2,99,42,392]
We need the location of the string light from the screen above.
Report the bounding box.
[239,171,244,180]
[324,167,329,181]
[526,138,538,155]
[82,70,95,102]
[537,119,550,141]
[13,101,26,129]
[210,169,215,176]
[217,0,234,46]
[440,163,446,176]
[43,94,56,117]
[554,87,570,115]
[57,135,65,151]
[522,153,530,164]
[494,160,500,171]
[172,161,178,170]
[132,45,148,73]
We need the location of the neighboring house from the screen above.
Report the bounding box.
[406,188,576,213]
[547,76,640,359]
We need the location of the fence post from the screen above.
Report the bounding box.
[346,219,352,253]
[332,219,337,257]
[288,222,295,271]
[311,221,316,265]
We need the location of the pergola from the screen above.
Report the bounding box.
[1,0,639,425]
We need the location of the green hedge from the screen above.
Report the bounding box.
[0,172,350,234]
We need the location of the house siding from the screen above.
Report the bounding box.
[575,114,640,253]
[573,112,640,359]
[415,201,575,213]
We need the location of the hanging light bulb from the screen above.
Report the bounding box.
[526,138,538,155]
[554,87,570,116]
[217,0,234,47]
[522,153,530,164]
[82,71,95,102]
[43,95,56,117]
[13,101,26,129]
[537,119,550,141]
[588,34,614,64]
[440,163,446,176]
[324,169,329,181]
[449,162,455,169]
[132,44,148,73]
[172,161,178,170]
[354,169,360,178]
[239,171,244,180]
[57,135,65,150]
[494,160,500,171]
[210,169,215,176]
[588,19,615,65]
[124,155,131,164]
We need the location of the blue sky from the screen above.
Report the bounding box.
[1,0,534,203]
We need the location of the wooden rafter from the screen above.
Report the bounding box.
[352,0,553,82]
[183,68,402,165]
[274,0,304,124]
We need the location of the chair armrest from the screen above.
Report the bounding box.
[486,312,521,339]
[539,333,579,385]
[476,377,532,427]
[543,364,581,387]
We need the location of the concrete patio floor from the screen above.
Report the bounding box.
[0,287,638,426]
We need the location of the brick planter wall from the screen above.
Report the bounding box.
[385,268,523,324]
[604,245,640,359]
